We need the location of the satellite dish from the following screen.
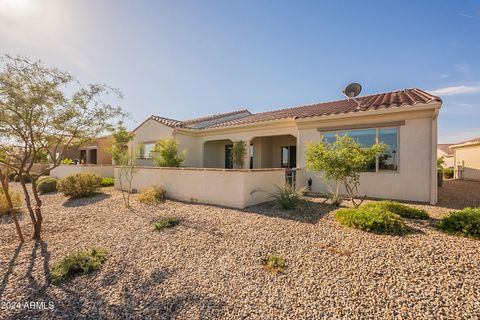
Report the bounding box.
[343,83,362,98]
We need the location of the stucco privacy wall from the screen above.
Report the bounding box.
[454,145,480,181]
[50,165,115,179]
[114,167,285,208]
[297,113,435,203]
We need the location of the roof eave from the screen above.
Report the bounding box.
[293,101,442,124]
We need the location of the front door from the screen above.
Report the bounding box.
[225,145,233,169]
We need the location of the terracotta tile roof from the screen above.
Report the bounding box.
[204,88,441,129]
[437,144,453,155]
[142,88,440,131]
[148,110,252,129]
[183,109,251,126]
[150,116,185,128]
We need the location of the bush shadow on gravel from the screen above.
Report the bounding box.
[243,199,337,224]
[61,192,111,208]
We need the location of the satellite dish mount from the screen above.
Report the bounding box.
[342,83,362,108]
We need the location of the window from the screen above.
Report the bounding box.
[320,127,399,172]
[340,129,376,172]
[281,146,296,168]
[322,132,337,144]
[225,145,233,169]
[378,128,398,171]
[139,143,155,159]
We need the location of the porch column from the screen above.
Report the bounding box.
[245,140,251,169]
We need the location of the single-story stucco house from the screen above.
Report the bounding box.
[437,144,454,168]
[451,137,480,181]
[125,88,442,206]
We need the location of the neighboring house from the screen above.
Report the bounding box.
[54,136,113,165]
[130,88,442,204]
[437,144,454,168]
[451,137,480,181]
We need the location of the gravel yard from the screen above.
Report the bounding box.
[1,180,480,319]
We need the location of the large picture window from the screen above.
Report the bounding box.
[321,127,399,172]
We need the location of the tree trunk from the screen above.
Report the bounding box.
[19,177,40,240]
[0,170,24,242]
[31,179,43,240]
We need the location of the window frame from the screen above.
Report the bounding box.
[320,126,400,173]
[139,142,156,160]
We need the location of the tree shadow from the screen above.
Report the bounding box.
[10,264,226,319]
[242,199,338,224]
[62,193,111,208]
[0,211,25,224]
[0,243,23,298]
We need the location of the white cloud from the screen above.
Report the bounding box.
[429,85,480,96]
[440,74,449,79]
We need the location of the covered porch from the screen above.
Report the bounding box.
[202,134,298,170]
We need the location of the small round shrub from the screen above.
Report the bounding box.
[37,177,59,194]
[363,201,429,219]
[153,217,180,230]
[51,248,107,284]
[7,172,16,181]
[138,186,166,204]
[264,254,286,274]
[438,208,480,239]
[14,173,32,183]
[443,168,454,179]
[57,173,103,198]
[335,206,407,234]
[0,189,22,215]
[100,177,115,187]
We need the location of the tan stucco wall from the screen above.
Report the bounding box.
[453,144,480,180]
[115,167,285,208]
[50,165,115,179]
[297,114,435,203]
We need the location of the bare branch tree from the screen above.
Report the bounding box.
[0,55,125,240]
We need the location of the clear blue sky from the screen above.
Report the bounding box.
[1,0,479,143]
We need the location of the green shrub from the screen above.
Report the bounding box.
[7,172,16,181]
[57,173,103,198]
[100,177,115,187]
[264,254,286,274]
[13,173,31,183]
[37,177,59,194]
[50,248,107,284]
[438,208,480,239]
[363,201,429,219]
[443,167,454,179]
[61,158,74,165]
[152,138,185,167]
[0,189,22,215]
[335,206,407,234]
[153,217,180,231]
[138,186,166,204]
[270,184,305,210]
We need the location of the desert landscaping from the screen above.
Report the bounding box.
[1,180,479,319]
